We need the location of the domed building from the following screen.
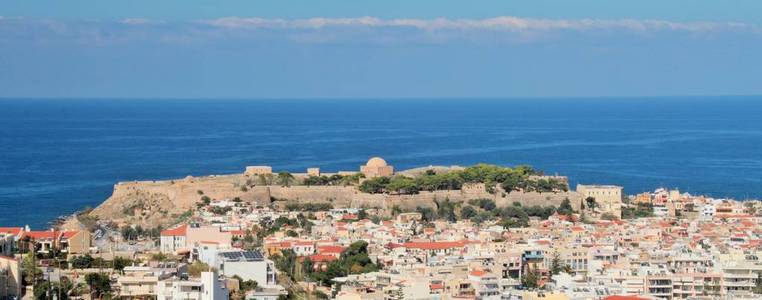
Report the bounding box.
[360,157,394,178]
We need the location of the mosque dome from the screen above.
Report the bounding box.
[366,157,388,168]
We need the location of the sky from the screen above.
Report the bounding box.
[1,1,762,98]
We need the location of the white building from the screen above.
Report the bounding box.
[161,224,232,254]
[161,224,188,254]
[653,206,669,217]
[292,241,315,257]
[217,250,277,286]
[701,204,717,218]
[156,272,228,300]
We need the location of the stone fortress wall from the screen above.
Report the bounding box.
[91,157,588,225]
[266,183,580,211]
[96,179,580,224]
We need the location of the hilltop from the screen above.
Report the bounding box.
[76,158,583,229]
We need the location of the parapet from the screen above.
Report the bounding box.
[245,166,273,176]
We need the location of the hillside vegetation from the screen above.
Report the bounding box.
[358,164,568,195]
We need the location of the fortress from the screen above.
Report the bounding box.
[88,157,599,228]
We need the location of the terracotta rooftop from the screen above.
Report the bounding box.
[402,241,468,250]
[0,227,23,236]
[160,224,188,237]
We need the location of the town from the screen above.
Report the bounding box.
[2,158,762,300]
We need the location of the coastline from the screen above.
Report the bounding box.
[3,98,762,229]
[43,165,756,232]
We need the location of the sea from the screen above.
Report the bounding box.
[1,97,762,229]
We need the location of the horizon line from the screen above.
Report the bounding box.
[2,94,762,102]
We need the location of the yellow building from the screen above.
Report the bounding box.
[634,193,652,205]
[307,168,321,177]
[245,166,272,176]
[577,184,624,217]
[360,157,394,178]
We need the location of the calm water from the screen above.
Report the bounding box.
[1,97,762,228]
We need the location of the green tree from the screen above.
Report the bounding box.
[187,261,212,277]
[558,198,574,216]
[357,209,369,220]
[71,254,94,269]
[469,198,496,211]
[34,280,72,300]
[391,205,403,216]
[308,241,378,286]
[550,252,564,275]
[460,206,477,219]
[121,226,137,241]
[435,198,458,222]
[416,207,437,222]
[113,257,132,274]
[386,176,419,194]
[21,254,42,286]
[601,212,619,221]
[277,172,295,187]
[522,266,539,289]
[585,197,597,211]
[233,275,259,292]
[273,250,297,279]
[497,206,529,228]
[85,272,111,298]
[151,253,168,262]
[302,257,314,275]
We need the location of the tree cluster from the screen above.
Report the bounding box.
[285,202,334,212]
[359,164,567,195]
[622,203,654,219]
[302,241,379,286]
[412,198,571,228]
[121,225,161,241]
[302,173,365,186]
[209,206,233,215]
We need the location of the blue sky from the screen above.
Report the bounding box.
[1,1,762,98]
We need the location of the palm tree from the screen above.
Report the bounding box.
[277,172,295,187]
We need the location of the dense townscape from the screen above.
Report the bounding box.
[2,158,762,300]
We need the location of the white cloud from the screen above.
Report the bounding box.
[120,18,165,25]
[197,16,755,33]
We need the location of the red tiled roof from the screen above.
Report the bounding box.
[402,241,467,250]
[385,242,403,249]
[161,224,188,237]
[430,283,444,290]
[60,231,80,239]
[0,227,23,236]
[470,270,486,277]
[317,245,345,254]
[309,254,337,262]
[24,231,58,240]
[270,241,293,248]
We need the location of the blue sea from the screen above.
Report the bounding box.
[1,97,762,229]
